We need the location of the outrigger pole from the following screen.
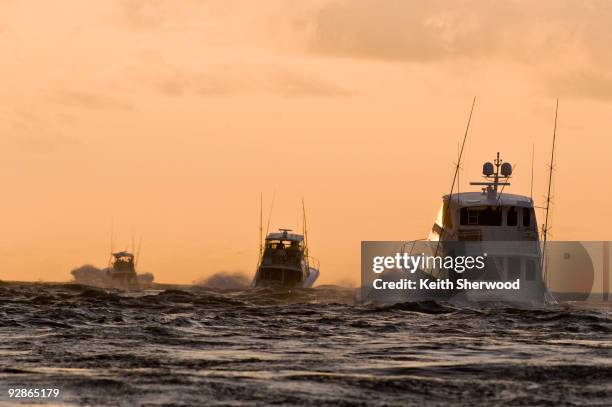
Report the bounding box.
[135,237,142,267]
[257,191,276,268]
[265,190,276,237]
[541,99,559,283]
[259,192,263,259]
[302,197,309,260]
[108,218,115,268]
[436,97,476,250]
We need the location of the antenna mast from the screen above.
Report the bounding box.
[541,99,559,283]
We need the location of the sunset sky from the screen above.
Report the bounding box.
[1,0,612,285]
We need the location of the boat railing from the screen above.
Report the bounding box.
[307,256,320,271]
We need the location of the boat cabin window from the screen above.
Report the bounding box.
[506,206,518,226]
[266,240,301,250]
[459,206,502,226]
[522,209,531,227]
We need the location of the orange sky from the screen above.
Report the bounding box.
[1,0,612,285]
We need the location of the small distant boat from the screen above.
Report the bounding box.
[252,228,319,288]
[71,235,153,289]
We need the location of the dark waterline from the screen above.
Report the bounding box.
[0,282,610,406]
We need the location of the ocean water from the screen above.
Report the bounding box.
[0,282,610,406]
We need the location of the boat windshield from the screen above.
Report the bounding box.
[262,239,304,267]
[458,205,534,227]
[265,239,302,250]
[459,206,502,226]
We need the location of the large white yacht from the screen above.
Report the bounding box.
[425,153,555,304]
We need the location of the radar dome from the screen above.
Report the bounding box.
[501,162,512,176]
[483,162,494,176]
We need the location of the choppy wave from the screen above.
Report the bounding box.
[0,282,610,406]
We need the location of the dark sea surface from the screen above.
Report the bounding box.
[0,282,610,406]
